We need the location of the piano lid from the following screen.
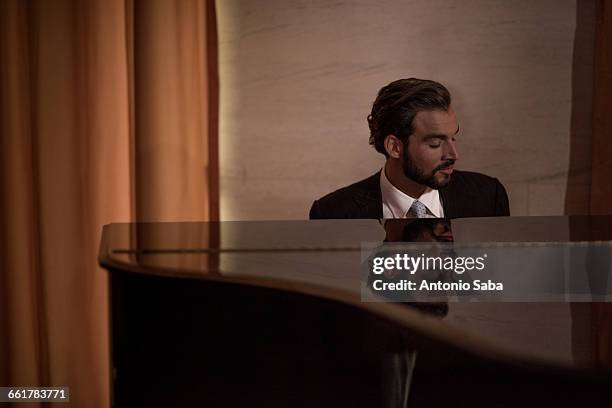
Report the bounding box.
[99,216,612,371]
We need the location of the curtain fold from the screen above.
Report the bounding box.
[0,1,218,407]
[591,0,612,215]
[132,0,215,221]
[590,0,612,368]
[0,0,49,396]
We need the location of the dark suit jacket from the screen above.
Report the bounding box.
[309,170,509,219]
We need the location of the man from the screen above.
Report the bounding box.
[309,78,510,219]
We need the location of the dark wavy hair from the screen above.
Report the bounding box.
[367,78,451,156]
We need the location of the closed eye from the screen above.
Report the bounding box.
[424,135,446,147]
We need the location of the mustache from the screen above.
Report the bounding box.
[434,160,456,172]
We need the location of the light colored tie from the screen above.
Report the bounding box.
[407,200,428,218]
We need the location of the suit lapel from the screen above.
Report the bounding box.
[439,174,464,219]
[352,172,383,218]
[439,188,456,219]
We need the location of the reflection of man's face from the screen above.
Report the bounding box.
[431,220,453,242]
[401,108,459,189]
[405,220,453,243]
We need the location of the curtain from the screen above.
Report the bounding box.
[0,1,219,407]
[591,1,612,215]
[590,0,612,367]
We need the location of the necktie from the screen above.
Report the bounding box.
[407,200,428,218]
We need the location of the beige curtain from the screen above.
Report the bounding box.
[0,1,218,407]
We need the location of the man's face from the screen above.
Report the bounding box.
[401,108,459,189]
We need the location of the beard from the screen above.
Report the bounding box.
[402,148,454,189]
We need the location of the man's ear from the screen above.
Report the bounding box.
[384,134,403,159]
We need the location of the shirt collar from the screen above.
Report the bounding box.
[380,168,443,218]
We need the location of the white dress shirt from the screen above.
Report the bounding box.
[380,168,444,218]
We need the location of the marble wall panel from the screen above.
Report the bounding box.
[218,0,582,220]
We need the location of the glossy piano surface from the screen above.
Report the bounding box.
[99,216,612,406]
[100,216,612,370]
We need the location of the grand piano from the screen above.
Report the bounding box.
[98,216,612,407]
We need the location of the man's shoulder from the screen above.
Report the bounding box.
[443,170,510,217]
[309,172,381,219]
[315,173,379,205]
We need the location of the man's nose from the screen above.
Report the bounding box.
[444,140,459,161]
